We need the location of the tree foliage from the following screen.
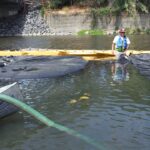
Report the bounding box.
[41,0,150,14]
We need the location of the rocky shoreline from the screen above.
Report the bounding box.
[0,9,54,36]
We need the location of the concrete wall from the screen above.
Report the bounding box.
[46,13,150,35]
[46,13,92,35]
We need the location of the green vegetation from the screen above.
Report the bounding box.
[41,0,150,15]
[77,28,150,36]
[125,28,150,34]
[40,6,45,17]
[40,1,150,35]
[91,7,114,16]
[77,29,105,36]
[145,28,150,34]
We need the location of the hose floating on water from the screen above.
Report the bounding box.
[0,94,106,150]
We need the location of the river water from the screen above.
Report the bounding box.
[0,35,150,150]
[0,35,150,50]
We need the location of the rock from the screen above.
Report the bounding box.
[130,54,150,79]
[0,62,5,67]
[12,67,26,71]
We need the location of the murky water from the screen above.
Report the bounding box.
[0,35,150,50]
[0,35,150,150]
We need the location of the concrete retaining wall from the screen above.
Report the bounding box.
[46,13,150,35]
[0,8,150,36]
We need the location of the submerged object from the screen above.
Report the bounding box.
[130,54,150,79]
[0,57,88,80]
[69,99,78,104]
[79,96,89,101]
[0,83,22,118]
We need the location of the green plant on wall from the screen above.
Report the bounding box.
[123,27,150,35]
[145,28,150,34]
[90,7,114,29]
[112,0,149,15]
[91,7,113,16]
[40,6,45,17]
[77,29,105,36]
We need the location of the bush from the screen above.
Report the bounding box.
[40,6,45,17]
[125,28,136,34]
[41,0,150,14]
[125,27,150,35]
[145,28,150,34]
[77,29,105,36]
[50,0,64,9]
[91,7,113,16]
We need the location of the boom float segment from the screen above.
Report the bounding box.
[0,50,114,56]
[0,49,149,60]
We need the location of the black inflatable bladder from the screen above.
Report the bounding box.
[0,83,22,118]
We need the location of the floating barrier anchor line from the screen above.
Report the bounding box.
[0,94,107,150]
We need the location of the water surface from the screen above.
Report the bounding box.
[0,35,150,150]
[0,62,150,150]
[0,35,150,50]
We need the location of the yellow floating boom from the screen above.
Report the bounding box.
[0,49,113,56]
[0,49,149,60]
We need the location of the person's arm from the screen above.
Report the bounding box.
[127,44,129,50]
[112,36,117,55]
[125,37,130,55]
[112,43,115,55]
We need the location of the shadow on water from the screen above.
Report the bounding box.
[0,1,26,36]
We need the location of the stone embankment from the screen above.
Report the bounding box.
[0,9,52,36]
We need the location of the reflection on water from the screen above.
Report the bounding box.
[0,61,150,150]
[111,60,129,83]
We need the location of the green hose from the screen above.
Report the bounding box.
[0,94,106,150]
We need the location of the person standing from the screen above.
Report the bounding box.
[112,28,131,60]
